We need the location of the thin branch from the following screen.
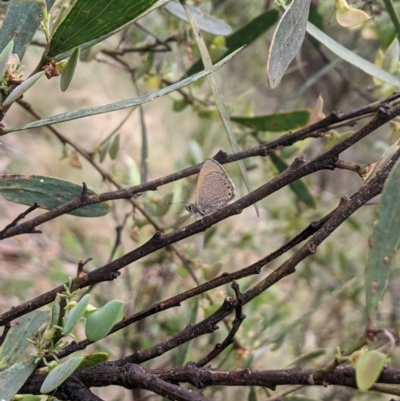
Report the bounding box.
[19,363,400,395]
[0,202,40,234]
[2,103,400,327]
[55,377,105,401]
[4,95,400,240]
[58,146,399,363]
[195,281,245,367]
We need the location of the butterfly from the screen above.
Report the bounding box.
[186,158,235,218]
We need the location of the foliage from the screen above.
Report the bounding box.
[0,0,400,400]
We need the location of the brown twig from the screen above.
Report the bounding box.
[2,103,400,326]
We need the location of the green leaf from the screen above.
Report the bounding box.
[51,298,61,326]
[164,1,231,36]
[0,310,48,370]
[99,137,112,163]
[355,351,387,391]
[2,48,242,134]
[267,0,311,88]
[269,152,316,208]
[60,47,80,92]
[0,357,39,401]
[48,0,165,58]
[2,71,45,107]
[382,36,400,73]
[0,39,14,79]
[0,174,110,217]
[186,9,279,76]
[366,158,400,318]
[40,356,84,394]
[173,97,188,112]
[62,294,91,335]
[306,22,400,87]
[76,352,109,370]
[284,348,326,368]
[232,110,310,132]
[109,133,120,160]
[248,386,258,401]
[85,300,125,342]
[0,0,56,61]
[13,396,42,401]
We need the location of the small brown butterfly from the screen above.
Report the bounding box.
[186,158,235,218]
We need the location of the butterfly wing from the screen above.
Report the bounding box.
[193,158,235,216]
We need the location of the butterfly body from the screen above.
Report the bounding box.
[186,158,235,218]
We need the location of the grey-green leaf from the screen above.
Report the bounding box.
[0,310,48,369]
[164,1,232,36]
[0,174,110,217]
[267,0,312,88]
[2,49,242,134]
[60,47,80,92]
[306,22,400,87]
[40,356,84,394]
[2,71,45,107]
[62,294,91,335]
[0,0,56,61]
[366,158,400,318]
[85,300,125,342]
[0,357,39,401]
[0,39,14,79]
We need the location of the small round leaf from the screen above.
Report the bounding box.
[85,300,125,342]
[355,350,387,391]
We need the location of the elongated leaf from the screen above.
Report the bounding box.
[0,310,48,369]
[48,0,168,58]
[0,175,110,217]
[62,294,91,335]
[306,22,400,87]
[60,47,80,92]
[269,152,316,208]
[366,159,400,318]
[109,133,120,160]
[186,9,279,76]
[165,1,231,36]
[182,3,257,215]
[267,0,311,88]
[2,71,45,107]
[85,300,125,342]
[356,351,387,391]
[0,39,14,79]
[40,356,84,394]
[232,110,310,132]
[0,0,56,61]
[1,49,242,134]
[0,357,39,401]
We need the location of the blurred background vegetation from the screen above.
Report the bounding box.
[1,0,400,400]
